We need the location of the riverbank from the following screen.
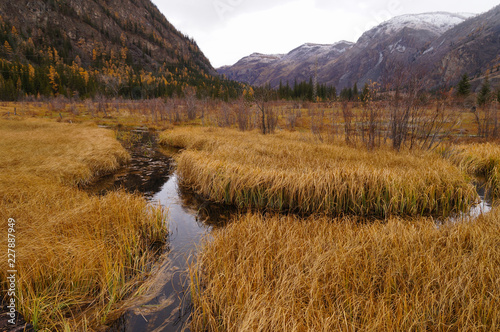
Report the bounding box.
[0,119,167,331]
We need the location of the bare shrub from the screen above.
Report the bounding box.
[236,97,251,131]
[341,101,354,145]
[184,87,197,120]
[311,108,325,141]
[217,103,233,128]
[359,82,382,150]
[49,96,67,113]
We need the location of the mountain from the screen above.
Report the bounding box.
[218,52,285,85]
[324,12,475,89]
[218,41,354,86]
[0,0,241,100]
[416,5,500,88]
[218,10,497,90]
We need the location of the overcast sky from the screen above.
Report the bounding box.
[152,0,498,68]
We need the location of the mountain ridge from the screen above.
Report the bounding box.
[218,9,499,91]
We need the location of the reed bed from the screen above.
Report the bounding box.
[0,119,167,331]
[190,212,500,331]
[446,143,500,198]
[160,127,475,217]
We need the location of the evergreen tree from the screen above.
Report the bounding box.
[477,76,491,107]
[353,83,359,100]
[456,73,471,97]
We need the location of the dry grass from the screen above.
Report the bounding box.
[160,127,475,217]
[190,212,500,331]
[0,119,167,331]
[446,143,500,198]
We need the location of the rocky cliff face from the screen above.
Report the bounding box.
[416,5,500,89]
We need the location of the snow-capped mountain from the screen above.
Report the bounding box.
[218,41,354,86]
[358,12,475,44]
[217,8,500,90]
[327,11,475,89]
[218,53,284,85]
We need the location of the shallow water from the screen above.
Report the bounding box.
[447,181,492,223]
[109,173,213,332]
[95,129,229,331]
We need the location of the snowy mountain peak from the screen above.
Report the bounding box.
[360,12,475,42]
[287,41,354,58]
[227,53,284,67]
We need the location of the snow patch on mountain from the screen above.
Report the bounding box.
[232,53,284,66]
[359,12,475,44]
[282,41,354,63]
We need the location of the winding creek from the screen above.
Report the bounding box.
[89,127,492,332]
[87,128,231,331]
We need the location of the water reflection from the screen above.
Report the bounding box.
[448,180,492,223]
[89,129,227,331]
[109,173,218,332]
[87,128,173,197]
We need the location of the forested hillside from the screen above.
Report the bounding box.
[0,0,243,100]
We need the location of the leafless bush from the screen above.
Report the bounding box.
[327,104,340,143]
[255,88,277,134]
[359,82,382,150]
[85,99,95,117]
[311,109,325,141]
[217,103,234,128]
[473,102,499,139]
[166,97,181,123]
[146,98,164,123]
[417,101,459,151]
[286,108,300,130]
[95,96,108,117]
[236,98,252,131]
[49,96,67,113]
[266,106,278,134]
[341,101,354,145]
[69,102,79,115]
[384,62,428,151]
[184,87,197,120]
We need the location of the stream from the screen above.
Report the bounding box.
[88,128,231,332]
[91,127,492,332]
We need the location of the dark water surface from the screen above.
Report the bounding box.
[87,128,229,332]
[109,174,213,332]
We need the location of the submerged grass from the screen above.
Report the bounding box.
[190,212,500,331]
[0,119,167,330]
[446,143,500,198]
[160,127,475,217]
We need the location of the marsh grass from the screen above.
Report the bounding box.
[160,127,475,217]
[446,143,500,198]
[0,119,167,330]
[190,212,500,331]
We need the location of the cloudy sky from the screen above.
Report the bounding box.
[152,0,498,68]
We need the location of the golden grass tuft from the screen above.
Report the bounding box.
[160,127,475,217]
[447,143,500,198]
[190,212,500,331]
[0,119,167,331]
